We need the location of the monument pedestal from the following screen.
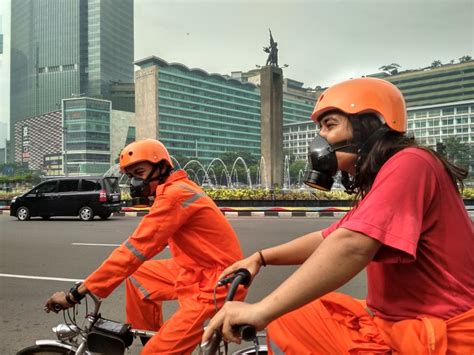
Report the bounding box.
[260,66,283,187]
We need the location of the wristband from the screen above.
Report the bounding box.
[69,282,85,303]
[258,250,267,267]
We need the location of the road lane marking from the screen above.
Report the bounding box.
[0,273,82,282]
[72,243,120,247]
[72,243,170,249]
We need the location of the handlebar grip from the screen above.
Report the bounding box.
[217,268,252,287]
[234,269,252,287]
[234,324,256,341]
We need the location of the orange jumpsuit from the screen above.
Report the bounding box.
[267,292,474,354]
[84,170,245,354]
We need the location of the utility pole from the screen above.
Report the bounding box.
[195,139,198,158]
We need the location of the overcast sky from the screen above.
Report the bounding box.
[134,0,473,87]
[1,0,473,132]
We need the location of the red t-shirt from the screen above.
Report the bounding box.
[322,148,473,321]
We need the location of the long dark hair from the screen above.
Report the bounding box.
[350,113,468,201]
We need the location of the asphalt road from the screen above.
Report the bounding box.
[0,214,367,354]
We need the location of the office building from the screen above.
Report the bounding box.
[14,98,135,176]
[13,111,63,171]
[133,56,314,162]
[10,0,134,157]
[135,56,262,162]
[373,61,474,107]
[63,98,111,175]
[283,120,317,161]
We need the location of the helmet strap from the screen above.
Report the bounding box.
[330,140,358,154]
[145,161,173,186]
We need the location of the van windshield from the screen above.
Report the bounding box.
[103,177,120,193]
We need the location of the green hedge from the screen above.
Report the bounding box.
[203,187,353,201]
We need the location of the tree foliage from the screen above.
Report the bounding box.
[443,137,473,171]
[431,60,443,68]
[289,160,308,185]
[379,63,401,75]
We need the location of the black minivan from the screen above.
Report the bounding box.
[10,176,121,221]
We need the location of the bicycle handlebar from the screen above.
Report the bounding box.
[51,292,102,315]
[200,269,257,354]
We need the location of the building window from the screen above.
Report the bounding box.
[428,109,440,117]
[415,121,426,128]
[442,108,454,116]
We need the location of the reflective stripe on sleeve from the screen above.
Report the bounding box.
[128,276,151,299]
[124,240,147,261]
[178,184,205,208]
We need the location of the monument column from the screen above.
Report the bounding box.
[134,61,160,140]
[260,65,283,187]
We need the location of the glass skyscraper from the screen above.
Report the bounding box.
[63,98,111,175]
[10,0,133,155]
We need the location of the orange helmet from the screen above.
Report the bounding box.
[119,139,173,173]
[311,77,407,133]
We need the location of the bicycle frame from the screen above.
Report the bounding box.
[19,293,153,355]
[18,273,267,354]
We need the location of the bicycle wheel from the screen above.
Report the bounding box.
[16,344,75,355]
[233,346,268,355]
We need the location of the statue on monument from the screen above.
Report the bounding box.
[264,29,278,67]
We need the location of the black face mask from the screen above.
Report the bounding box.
[303,135,357,191]
[129,165,162,206]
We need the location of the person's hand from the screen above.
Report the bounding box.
[218,253,264,287]
[44,291,74,313]
[201,301,269,345]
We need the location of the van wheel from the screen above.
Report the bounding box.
[79,207,94,221]
[99,212,112,220]
[16,207,30,221]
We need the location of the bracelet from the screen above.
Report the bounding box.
[258,250,267,267]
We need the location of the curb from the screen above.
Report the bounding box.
[113,210,349,218]
[118,206,353,218]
